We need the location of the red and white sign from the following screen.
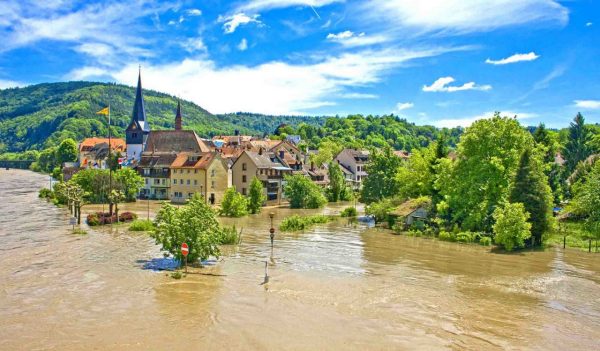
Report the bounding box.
[181,243,189,256]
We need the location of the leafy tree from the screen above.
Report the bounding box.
[284,174,327,209]
[441,114,534,232]
[247,177,266,214]
[220,187,248,217]
[361,146,403,204]
[310,140,343,167]
[55,138,78,165]
[563,113,592,175]
[509,149,553,246]
[37,146,58,172]
[493,202,532,251]
[327,162,345,202]
[365,198,395,224]
[152,194,222,264]
[568,162,600,242]
[114,167,144,201]
[395,143,436,200]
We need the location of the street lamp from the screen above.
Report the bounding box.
[269,212,275,251]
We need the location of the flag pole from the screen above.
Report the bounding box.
[108,104,113,220]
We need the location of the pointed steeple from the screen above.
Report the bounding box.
[130,67,150,132]
[175,100,182,130]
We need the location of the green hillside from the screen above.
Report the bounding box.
[0,81,324,153]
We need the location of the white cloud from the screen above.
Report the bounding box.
[359,0,568,34]
[71,47,453,115]
[186,9,202,16]
[396,102,414,111]
[423,76,492,92]
[586,22,593,27]
[219,13,262,34]
[339,93,379,99]
[574,100,600,109]
[238,0,342,12]
[435,111,537,128]
[237,38,248,51]
[182,38,207,53]
[0,79,24,89]
[485,52,540,65]
[326,30,388,47]
[68,66,109,80]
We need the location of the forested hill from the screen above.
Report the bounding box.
[0,81,325,153]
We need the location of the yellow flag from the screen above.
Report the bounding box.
[96,107,109,115]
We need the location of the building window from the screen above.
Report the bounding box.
[242,175,247,183]
[194,180,198,185]
[180,179,184,184]
[188,193,193,198]
[145,178,148,184]
[154,179,160,185]
[211,181,215,189]
[143,168,150,176]
[211,169,216,177]
[195,169,198,174]
[162,179,165,185]
[173,179,177,185]
[242,188,247,195]
[187,179,190,185]
[259,169,263,175]
[242,163,247,171]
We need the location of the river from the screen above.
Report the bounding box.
[0,169,599,350]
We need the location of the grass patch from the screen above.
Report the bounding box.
[129,219,155,232]
[72,228,87,235]
[280,214,334,232]
[219,226,242,245]
[170,271,183,279]
[546,220,599,251]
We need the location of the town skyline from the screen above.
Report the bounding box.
[0,0,598,128]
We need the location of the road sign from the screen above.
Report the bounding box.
[69,217,77,225]
[181,243,189,256]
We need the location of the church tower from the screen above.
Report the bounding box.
[126,69,151,162]
[175,100,182,130]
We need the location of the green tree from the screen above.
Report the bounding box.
[509,149,553,246]
[442,114,534,232]
[493,202,532,251]
[361,146,403,204]
[247,177,266,214]
[55,138,78,165]
[310,140,343,167]
[114,167,144,201]
[152,194,222,264]
[563,113,592,175]
[38,146,58,172]
[220,187,249,217]
[569,162,600,243]
[284,174,327,209]
[327,162,345,202]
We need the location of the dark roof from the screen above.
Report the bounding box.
[143,130,211,154]
[139,153,178,168]
[237,150,290,169]
[127,70,150,133]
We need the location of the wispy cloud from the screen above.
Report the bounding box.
[186,9,202,16]
[219,13,262,34]
[423,76,492,92]
[237,0,342,13]
[486,52,540,65]
[237,38,248,51]
[326,30,388,47]
[396,102,414,111]
[574,100,600,109]
[338,93,378,99]
[0,79,25,89]
[586,22,593,27]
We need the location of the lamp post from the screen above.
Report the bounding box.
[269,212,275,253]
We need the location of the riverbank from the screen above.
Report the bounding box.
[2,169,600,350]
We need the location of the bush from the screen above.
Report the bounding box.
[220,187,248,217]
[38,188,53,199]
[129,219,155,231]
[438,230,456,242]
[479,236,492,246]
[493,202,532,251]
[365,199,394,224]
[284,174,327,209]
[280,214,333,232]
[87,213,100,226]
[340,207,357,217]
[219,226,241,245]
[119,212,137,222]
[456,231,475,243]
[86,211,137,226]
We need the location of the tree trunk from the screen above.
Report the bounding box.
[109,202,114,216]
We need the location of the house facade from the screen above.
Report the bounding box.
[335,149,370,189]
[79,137,126,169]
[231,150,292,203]
[169,152,231,204]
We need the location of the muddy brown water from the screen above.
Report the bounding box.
[1,169,599,350]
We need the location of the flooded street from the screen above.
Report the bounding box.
[1,169,599,350]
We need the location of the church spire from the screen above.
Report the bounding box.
[175,100,182,130]
[130,67,150,132]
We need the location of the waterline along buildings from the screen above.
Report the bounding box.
[72,72,379,205]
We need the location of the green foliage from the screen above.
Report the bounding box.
[113,167,145,201]
[568,162,600,240]
[442,114,534,232]
[284,174,327,209]
[340,206,358,217]
[438,231,455,242]
[395,143,438,200]
[310,140,343,167]
[220,187,249,217]
[247,177,266,214]
[38,188,53,199]
[72,228,87,235]
[509,149,553,245]
[152,194,222,264]
[493,203,532,251]
[563,113,592,175]
[55,138,78,164]
[129,219,155,232]
[365,198,395,224]
[69,168,143,203]
[361,147,403,204]
[327,162,345,202]
[218,226,242,245]
[279,214,333,232]
[479,236,492,246]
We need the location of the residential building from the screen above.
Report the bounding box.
[335,148,370,189]
[169,152,231,204]
[79,137,126,169]
[231,150,292,203]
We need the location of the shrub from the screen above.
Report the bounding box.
[38,188,53,199]
[365,199,394,224]
[219,226,241,245]
[280,214,333,232]
[456,231,475,243]
[479,236,492,246]
[87,213,100,226]
[129,219,155,232]
[119,212,137,222]
[438,230,455,242]
[493,202,532,251]
[220,187,248,217]
[284,174,327,209]
[340,207,357,217]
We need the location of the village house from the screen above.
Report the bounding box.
[231,150,292,203]
[79,137,126,169]
[169,152,230,204]
[335,148,370,189]
[389,198,430,229]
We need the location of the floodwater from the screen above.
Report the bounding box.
[1,169,599,350]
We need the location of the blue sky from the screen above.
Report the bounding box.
[0,0,598,128]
